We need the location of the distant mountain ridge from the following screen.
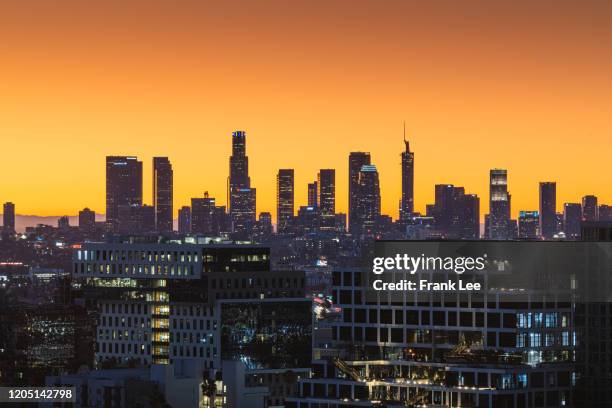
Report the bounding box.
[5,214,106,233]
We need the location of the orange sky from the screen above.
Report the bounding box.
[1,1,611,220]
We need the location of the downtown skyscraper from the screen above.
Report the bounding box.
[539,182,557,239]
[356,164,380,237]
[105,156,143,232]
[152,157,173,233]
[276,169,294,234]
[486,169,512,239]
[400,130,415,221]
[582,195,599,221]
[348,152,371,234]
[227,131,256,236]
[307,181,317,208]
[429,184,480,239]
[78,207,96,234]
[177,206,191,235]
[2,202,15,235]
[563,203,582,239]
[317,169,336,231]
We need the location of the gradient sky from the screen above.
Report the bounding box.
[1,1,611,220]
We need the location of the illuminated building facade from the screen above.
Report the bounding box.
[106,156,143,232]
[518,211,539,240]
[539,182,557,239]
[153,157,173,233]
[348,152,371,234]
[277,169,295,234]
[228,131,256,236]
[317,169,336,231]
[486,169,512,239]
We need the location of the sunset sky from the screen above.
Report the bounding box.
[1,1,611,220]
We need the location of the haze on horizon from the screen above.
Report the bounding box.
[1,1,612,220]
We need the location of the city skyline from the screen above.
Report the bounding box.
[2,2,612,218]
[1,133,611,226]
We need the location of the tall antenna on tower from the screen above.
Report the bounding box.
[403,121,409,152]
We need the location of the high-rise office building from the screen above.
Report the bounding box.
[116,204,155,234]
[348,152,371,233]
[539,182,557,239]
[563,203,582,240]
[487,169,512,239]
[599,204,612,221]
[356,165,380,237]
[191,192,217,236]
[106,156,143,232]
[153,157,173,233]
[178,206,191,235]
[317,169,335,231]
[78,207,96,233]
[228,131,256,235]
[254,211,273,242]
[2,202,15,235]
[400,129,414,221]
[518,210,539,239]
[582,195,599,221]
[307,182,317,208]
[461,193,481,240]
[276,169,294,233]
[429,184,479,239]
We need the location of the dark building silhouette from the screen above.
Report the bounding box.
[276,169,294,234]
[518,210,539,239]
[539,182,557,239]
[78,207,96,233]
[582,195,599,221]
[462,193,481,239]
[58,216,70,231]
[487,169,512,239]
[117,204,154,234]
[599,204,612,221]
[254,211,273,242]
[317,169,335,231]
[106,156,142,232]
[152,157,173,233]
[563,203,582,240]
[400,130,414,221]
[191,193,230,236]
[356,164,380,237]
[295,206,318,235]
[3,202,15,235]
[228,131,256,235]
[191,192,217,235]
[307,182,317,208]
[429,184,479,239]
[348,152,371,233]
[178,206,191,235]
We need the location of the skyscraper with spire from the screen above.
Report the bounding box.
[400,123,414,221]
[228,131,256,236]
